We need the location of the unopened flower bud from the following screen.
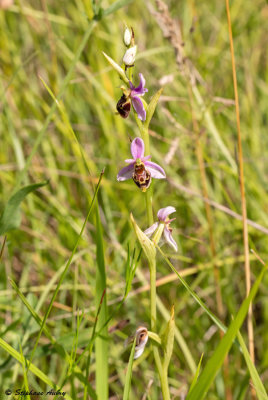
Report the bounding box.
[123,26,132,47]
[123,45,137,67]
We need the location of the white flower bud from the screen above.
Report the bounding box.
[123,45,137,66]
[123,26,132,47]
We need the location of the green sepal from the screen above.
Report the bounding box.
[144,88,163,129]
[102,52,129,84]
[130,213,156,269]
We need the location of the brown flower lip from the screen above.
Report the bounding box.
[132,162,152,192]
[116,94,131,118]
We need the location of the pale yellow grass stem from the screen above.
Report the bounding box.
[225,1,255,398]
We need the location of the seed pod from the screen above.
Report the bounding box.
[116,94,131,118]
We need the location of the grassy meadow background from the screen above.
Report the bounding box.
[0,0,268,398]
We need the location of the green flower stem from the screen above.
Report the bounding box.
[149,259,171,400]
[141,124,154,226]
[134,109,170,400]
[149,259,157,332]
[145,188,154,226]
[150,225,171,400]
[159,368,171,400]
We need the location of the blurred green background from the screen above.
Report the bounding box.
[0,0,268,398]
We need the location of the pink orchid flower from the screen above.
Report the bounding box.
[117,137,166,191]
[144,206,178,252]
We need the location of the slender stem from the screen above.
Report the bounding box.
[141,125,154,226]
[141,122,170,399]
[225,4,255,399]
[150,261,170,400]
[145,187,154,226]
[159,367,171,400]
[150,260,157,332]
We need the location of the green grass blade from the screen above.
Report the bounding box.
[188,353,204,395]
[0,337,72,400]
[144,88,163,130]
[102,0,134,17]
[0,181,47,235]
[123,337,136,400]
[19,342,30,400]
[27,170,104,370]
[186,264,266,400]
[83,290,106,400]
[13,20,96,191]
[237,330,268,400]
[94,200,108,400]
[9,278,54,342]
[156,245,227,333]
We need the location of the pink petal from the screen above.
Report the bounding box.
[125,158,135,163]
[129,80,135,90]
[131,73,148,96]
[141,155,151,162]
[131,96,146,121]
[144,161,166,179]
[134,347,145,359]
[164,227,178,252]
[144,222,159,237]
[157,206,176,221]
[117,163,135,181]
[131,137,144,159]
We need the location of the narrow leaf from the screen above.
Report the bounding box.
[102,52,129,84]
[0,337,72,400]
[130,213,156,268]
[188,354,204,395]
[27,170,103,370]
[0,181,47,235]
[102,0,134,17]
[157,245,227,334]
[186,265,266,400]
[9,278,54,342]
[19,342,31,400]
[123,337,136,400]
[144,88,163,129]
[162,305,175,370]
[237,330,268,400]
[94,201,108,400]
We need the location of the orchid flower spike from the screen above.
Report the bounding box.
[117,137,166,191]
[144,206,178,252]
[116,73,148,121]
